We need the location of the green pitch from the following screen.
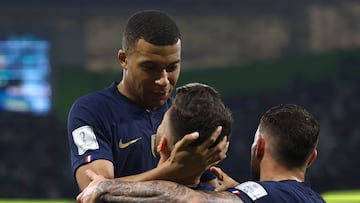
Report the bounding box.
[323,190,360,203]
[1,190,360,203]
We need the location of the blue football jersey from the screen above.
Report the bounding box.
[67,82,171,177]
[227,180,326,203]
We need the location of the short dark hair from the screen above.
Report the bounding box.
[123,10,181,52]
[169,83,233,148]
[259,104,320,168]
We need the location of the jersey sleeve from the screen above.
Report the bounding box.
[67,96,113,176]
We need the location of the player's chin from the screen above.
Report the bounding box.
[155,98,167,107]
[147,98,167,110]
[154,92,169,102]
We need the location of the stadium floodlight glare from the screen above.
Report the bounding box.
[0,38,51,115]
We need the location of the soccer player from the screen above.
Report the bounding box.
[153,83,233,189]
[67,10,228,192]
[77,104,326,203]
[77,82,233,202]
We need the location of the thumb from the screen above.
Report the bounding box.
[210,166,224,181]
[85,169,97,181]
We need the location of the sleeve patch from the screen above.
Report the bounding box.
[72,125,99,155]
[235,181,268,201]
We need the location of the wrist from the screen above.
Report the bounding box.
[96,180,113,196]
[153,159,178,181]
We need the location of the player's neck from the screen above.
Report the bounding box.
[260,159,305,182]
[117,81,157,111]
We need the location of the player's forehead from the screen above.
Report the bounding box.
[132,38,180,57]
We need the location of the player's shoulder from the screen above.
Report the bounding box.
[228,180,325,203]
[258,180,326,203]
[73,83,118,106]
[235,181,268,201]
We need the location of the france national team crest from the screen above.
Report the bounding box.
[235,181,268,201]
[72,125,99,155]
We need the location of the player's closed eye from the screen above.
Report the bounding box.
[140,63,158,72]
[166,64,179,72]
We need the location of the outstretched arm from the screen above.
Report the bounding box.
[109,126,228,184]
[77,127,228,200]
[77,171,242,203]
[76,170,242,203]
[102,181,242,203]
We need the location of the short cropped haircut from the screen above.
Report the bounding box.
[122,10,181,52]
[259,104,320,169]
[169,83,233,148]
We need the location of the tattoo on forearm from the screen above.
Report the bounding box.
[97,180,242,203]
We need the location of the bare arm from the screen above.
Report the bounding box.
[92,127,227,183]
[77,127,227,193]
[79,179,242,203]
[76,160,114,190]
[77,170,242,203]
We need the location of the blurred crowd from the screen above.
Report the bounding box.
[0,112,78,198]
[0,76,359,198]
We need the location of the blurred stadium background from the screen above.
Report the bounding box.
[1,0,360,202]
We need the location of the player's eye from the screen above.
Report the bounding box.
[166,64,179,72]
[140,63,157,72]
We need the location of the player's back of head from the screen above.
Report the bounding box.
[169,83,233,147]
[259,104,320,168]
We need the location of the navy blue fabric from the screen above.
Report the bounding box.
[67,82,216,183]
[227,180,326,203]
[67,82,170,177]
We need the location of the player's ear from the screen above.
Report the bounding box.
[157,137,169,153]
[157,137,171,166]
[118,49,127,68]
[306,149,317,168]
[255,135,265,159]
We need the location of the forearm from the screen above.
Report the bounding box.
[114,161,181,182]
[115,127,228,184]
[99,180,187,203]
[98,180,243,203]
